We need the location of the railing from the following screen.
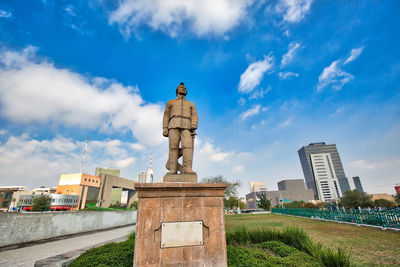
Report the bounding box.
[271,208,400,229]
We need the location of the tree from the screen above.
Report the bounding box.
[202,175,241,198]
[32,195,51,211]
[239,200,246,210]
[130,201,138,210]
[395,194,400,206]
[373,199,394,209]
[340,190,373,209]
[284,200,304,208]
[302,202,316,209]
[258,194,271,211]
[224,196,239,209]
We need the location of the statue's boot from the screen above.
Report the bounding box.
[167,149,178,174]
[182,148,196,175]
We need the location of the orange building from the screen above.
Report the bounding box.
[56,173,101,209]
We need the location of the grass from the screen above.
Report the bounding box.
[226,226,351,267]
[226,213,400,266]
[69,232,135,267]
[69,213,400,266]
[79,203,134,211]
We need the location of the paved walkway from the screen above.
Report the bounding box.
[0,225,135,267]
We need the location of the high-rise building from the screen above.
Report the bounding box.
[350,176,364,193]
[298,142,349,201]
[138,154,154,183]
[249,181,267,193]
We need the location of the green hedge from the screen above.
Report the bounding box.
[69,232,135,267]
[226,226,352,267]
[70,227,351,267]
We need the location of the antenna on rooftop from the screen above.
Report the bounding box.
[80,136,89,173]
[148,153,153,170]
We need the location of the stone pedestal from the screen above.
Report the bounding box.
[134,183,228,267]
[163,173,197,183]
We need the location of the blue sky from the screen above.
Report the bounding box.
[0,0,399,197]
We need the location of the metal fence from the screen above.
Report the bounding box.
[271,208,400,229]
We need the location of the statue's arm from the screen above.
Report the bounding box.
[162,101,171,136]
[191,102,198,130]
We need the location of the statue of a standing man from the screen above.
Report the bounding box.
[163,82,198,176]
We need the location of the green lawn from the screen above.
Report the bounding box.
[225,213,400,266]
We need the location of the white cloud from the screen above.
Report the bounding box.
[236,152,254,159]
[0,9,12,19]
[281,42,301,67]
[317,47,365,91]
[0,129,7,135]
[249,86,272,100]
[278,117,293,127]
[238,54,274,93]
[116,157,136,168]
[109,0,252,38]
[64,6,76,17]
[275,0,313,23]
[238,97,246,106]
[233,165,244,172]
[344,46,364,65]
[0,135,141,187]
[317,60,353,91]
[329,106,345,117]
[0,47,164,146]
[349,159,375,170]
[278,71,299,79]
[211,152,231,162]
[130,143,146,151]
[240,104,261,120]
[196,140,232,164]
[283,30,290,37]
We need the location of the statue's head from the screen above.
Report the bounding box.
[176,82,187,96]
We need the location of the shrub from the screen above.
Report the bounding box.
[226,226,352,267]
[71,227,351,267]
[69,232,135,267]
[32,195,51,211]
[227,245,268,267]
[130,201,138,210]
[260,241,297,257]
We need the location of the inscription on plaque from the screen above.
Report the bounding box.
[161,221,203,248]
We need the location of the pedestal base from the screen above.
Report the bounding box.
[163,173,198,183]
[133,183,228,267]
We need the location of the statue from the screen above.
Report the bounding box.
[163,82,198,178]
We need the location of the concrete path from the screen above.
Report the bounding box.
[0,225,135,267]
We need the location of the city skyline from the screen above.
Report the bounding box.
[0,1,399,197]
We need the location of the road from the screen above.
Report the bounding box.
[0,225,135,267]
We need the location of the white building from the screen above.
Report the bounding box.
[310,153,342,201]
[249,181,267,193]
[137,154,154,183]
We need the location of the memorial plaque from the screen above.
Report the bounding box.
[161,221,203,248]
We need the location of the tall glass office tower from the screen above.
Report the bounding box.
[298,142,350,201]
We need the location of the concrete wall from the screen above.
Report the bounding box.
[0,210,136,247]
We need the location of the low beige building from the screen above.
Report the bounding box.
[371,193,395,202]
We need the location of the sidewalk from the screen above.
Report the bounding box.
[0,225,135,267]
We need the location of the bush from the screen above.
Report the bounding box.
[32,195,51,211]
[227,242,323,267]
[69,232,135,267]
[260,241,298,257]
[226,226,352,267]
[227,246,269,267]
[130,201,138,210]
[71,227,352,267]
